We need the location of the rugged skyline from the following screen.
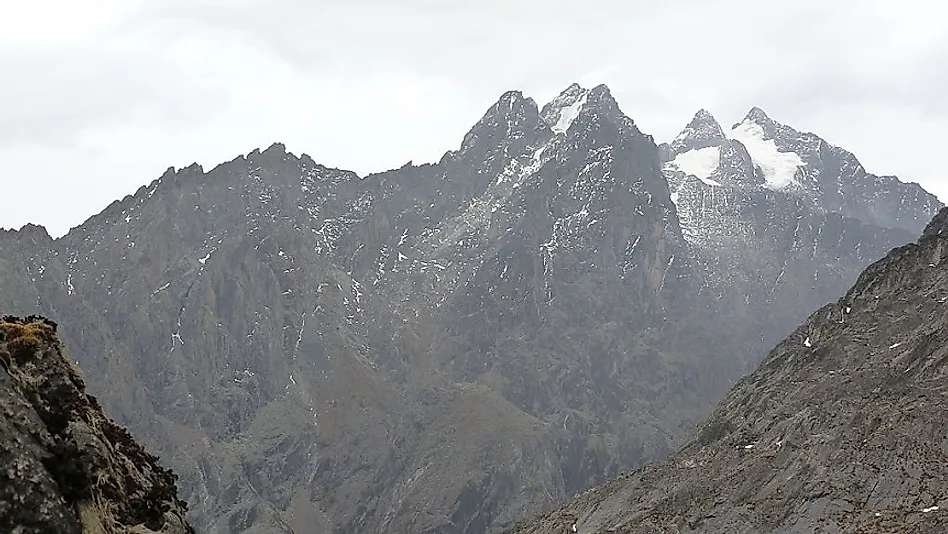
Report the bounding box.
[0,81,940,533]
[3,0,947,236]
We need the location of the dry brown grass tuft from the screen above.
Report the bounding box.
[0,320,57,366]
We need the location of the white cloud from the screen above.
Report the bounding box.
[1,0,946,236]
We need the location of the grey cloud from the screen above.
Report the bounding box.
[1,0,946,235]
[0,39,229,147]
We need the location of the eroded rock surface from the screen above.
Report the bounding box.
[0,315,193,534]
[508,209,948,533]
[0,84,941,534]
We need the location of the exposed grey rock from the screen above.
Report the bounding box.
[507,208,948,534]
[0,316,193,534]
[660,106,941,374]
[0,84,941,534]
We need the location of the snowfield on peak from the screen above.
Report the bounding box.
[664,146,722,186]
[543,85,591,134]
[728,119,805,189]
[551,93,587,133]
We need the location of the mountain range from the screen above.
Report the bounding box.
[509,208,948,534]
[0,82,940,533]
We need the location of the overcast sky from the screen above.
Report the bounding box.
[3,0,946,237]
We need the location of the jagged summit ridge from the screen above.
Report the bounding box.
[740,105,773,125]
[663,104,942,235]
[0,79,687,534]
[537,83,632,136]
[727,112,806,190]
[456,89,546,158]
[665,105,806,192]
[0,81,942,534]
[669,109,726,151]
[540,83,590,134]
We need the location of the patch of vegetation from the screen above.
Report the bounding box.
[0,315,57,368]
[0,313,194,533]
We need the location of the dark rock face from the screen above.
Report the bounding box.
[507,208,948,534]
[0,316,193,534]
[660,107,940,373]
[0,85,941,534]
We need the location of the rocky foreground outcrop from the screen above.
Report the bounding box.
[0,315,193,534]
[508,208,948,533]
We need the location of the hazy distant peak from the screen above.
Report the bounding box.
[741,106,773,125]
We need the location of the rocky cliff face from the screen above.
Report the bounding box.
[0,83,941,534]
[0,316,193,534]
[660,107,936,372]
[508,208,948,534]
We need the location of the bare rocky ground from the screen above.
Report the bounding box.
[0,315,194,534]
[507,210,948,533]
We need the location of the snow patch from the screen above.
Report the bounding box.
[664,147,722,186]
[804,337,812,348]
[728,120,805,189]
[549,90,590,134]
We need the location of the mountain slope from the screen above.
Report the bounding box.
[660,108,939,372]
[0,83,941,534]
[508,208,948,534]
[0,315,194,534]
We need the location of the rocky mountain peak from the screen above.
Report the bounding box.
[693,108,716,123]
[5,223,52,243]
[724,107,944,231]
[264,141,287,154]
[540,82,591,134]
[457,89,545,157]
[725,111,807,191]
[540,83,651,152]
[669,109,727,152]
[741,105,773,126]
[2,82,943,534]
[496,89,538,113]
[583,83,622,116]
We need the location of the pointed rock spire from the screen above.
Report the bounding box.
[669,109,726,152]
[540,82,639,139]
[456,89,546,160]
[743,106,772,124]
[733,106,783,136]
